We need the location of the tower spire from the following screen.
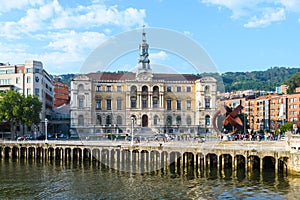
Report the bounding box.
[138,26,150,70]
[136,26,152,81]
[142,25,146,43]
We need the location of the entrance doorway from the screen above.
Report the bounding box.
[142,115,148,127]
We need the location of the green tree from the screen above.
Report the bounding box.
[285,72,300,94]
[279,122,294,133]
[0,90,23,139]
[21,95,42,130]
[0,90,42,139]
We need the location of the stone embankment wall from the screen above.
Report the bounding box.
[1,139,300,174]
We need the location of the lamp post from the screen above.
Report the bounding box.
[45,118,48,142]
[131,117,134,146]
[114,124,116,141]
[109,124,112,141]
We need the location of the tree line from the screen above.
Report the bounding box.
[198,67,300,93]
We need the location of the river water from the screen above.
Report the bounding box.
[1,158,300,200]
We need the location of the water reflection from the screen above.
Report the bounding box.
[0,158,299,199]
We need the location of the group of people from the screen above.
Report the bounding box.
[220,132,283,141]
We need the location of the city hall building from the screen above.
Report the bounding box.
[70,31,217,137]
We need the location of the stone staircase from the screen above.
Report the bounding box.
[137,127,156,139]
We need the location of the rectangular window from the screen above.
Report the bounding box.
[177,87,181,92]
[167,99,172,110]
[117,86,122,92]
[167,87,172,92]
[153,99,158,108]
[107,86,112,92]
[131,100,136,108]
[117,98,122,110]
[16,77,20,84]
[186,86,191,92]
[34,88,39,96]
[142,100,147,109]
[187,99,191,110]
[27,77,31,83]
[34,68,40,73]
[177,99,181,110]
[79,98,84,108]
[96,85,102,92]
[27,88,31,95]
[96,99,101,110]
[0,79,11,85]
[106,99,111,110]
[205,98,210,109]
[26,68,32,73]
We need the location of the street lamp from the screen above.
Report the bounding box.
[109,124,112,141]
[114,124,116,141]
[45,118,48,142]
[131,117,134,146]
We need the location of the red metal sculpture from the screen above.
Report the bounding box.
[212,104,244,136]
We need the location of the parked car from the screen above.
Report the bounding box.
[16,134,32,141]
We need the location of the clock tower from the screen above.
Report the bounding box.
[136,27,152,81]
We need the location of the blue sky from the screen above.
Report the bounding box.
[1,0,300,75]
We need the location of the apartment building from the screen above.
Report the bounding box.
[0,60,54,132]
[53,76,70,107]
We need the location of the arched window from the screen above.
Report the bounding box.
[78,84,84,91]
[176,115,181,125]
[97,115,102,125]
[153,86,159,108]
[153,115,159,125]
[205,115,210,126]
[106,115,112,125]
[78,115,84,126]
[142,85,148,109]
[78,95,85,108]
[130,85,137,108]
[204,85,210,95]
[117,116,122,125]
[186,115,192,126]
[166,116,172,126]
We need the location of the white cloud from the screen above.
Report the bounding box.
[0,0,44,13]
[47,31,107,53]
[244,8,286,28]
[201,0,258,19]
[0,0,62,37]
[0,1,146,38]
[201,0,300,27]
[0,1,147,73]
[149,51,168,62]
[280,0,300,12]
[51,5,146,30]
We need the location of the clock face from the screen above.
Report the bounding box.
[143,75,148,80]
[35,76,39,82]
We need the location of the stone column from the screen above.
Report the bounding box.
[126,94,130,108]
[149,94,152,109]
[194,153,197,169]
[137,93,141,109]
